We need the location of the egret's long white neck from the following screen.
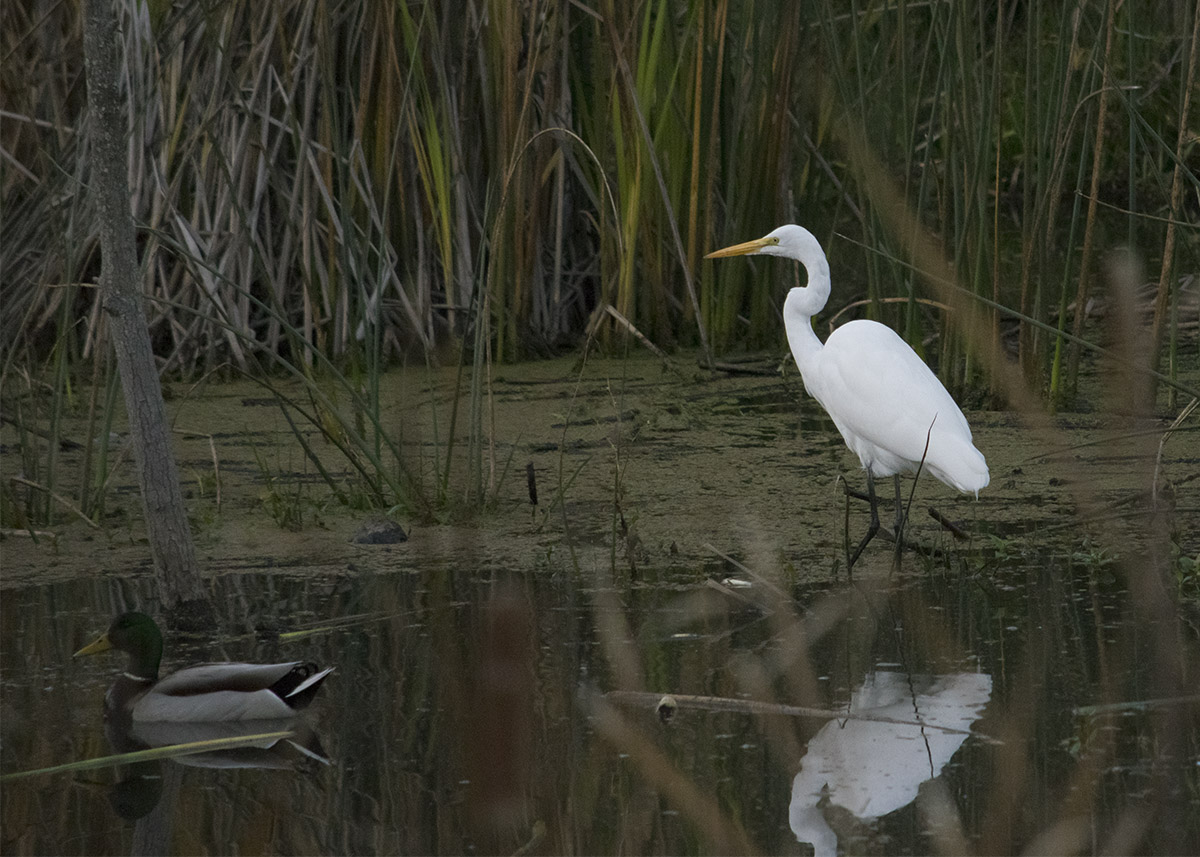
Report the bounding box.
[782,241,831,372]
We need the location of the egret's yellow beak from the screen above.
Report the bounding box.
[704,236,772,259]
[74,632,113,657]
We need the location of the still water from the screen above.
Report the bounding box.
[2,356,1197,854]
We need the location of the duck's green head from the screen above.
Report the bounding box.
[74,612,164,680]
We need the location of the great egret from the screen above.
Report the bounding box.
[705,225,988,566]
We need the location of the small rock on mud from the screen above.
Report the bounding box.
[351,518,408,545]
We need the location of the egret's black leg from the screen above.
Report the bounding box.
[892,475,905,558]
[842,480,852,576]
[847,471,880,569]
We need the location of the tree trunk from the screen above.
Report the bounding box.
[82,0,207,609]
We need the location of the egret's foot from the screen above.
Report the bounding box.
[846,472,880,571]
[846,519,880,570]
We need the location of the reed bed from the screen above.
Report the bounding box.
[3,0,1194,376]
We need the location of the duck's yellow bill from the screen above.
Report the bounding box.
[704,237,770,259]
[74,633,113,657]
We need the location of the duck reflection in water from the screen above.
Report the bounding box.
[103,718,331,820]
[789,671,992,856]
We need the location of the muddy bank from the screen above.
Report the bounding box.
[2,351,1194,590]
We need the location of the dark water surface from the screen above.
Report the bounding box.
[2,356,1197,854]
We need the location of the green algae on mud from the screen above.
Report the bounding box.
[1,352,1195,591]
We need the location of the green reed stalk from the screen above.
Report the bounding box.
[1150,1,1199,411]
[1064,0,1119,405]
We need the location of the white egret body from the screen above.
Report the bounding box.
[706,225,988,562]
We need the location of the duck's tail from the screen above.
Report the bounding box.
[272,663,334,710]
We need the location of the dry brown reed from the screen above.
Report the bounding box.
[3,0,1192,397]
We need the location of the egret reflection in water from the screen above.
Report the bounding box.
[789,671,992,856]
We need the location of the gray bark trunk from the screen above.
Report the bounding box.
[82,0,206,608]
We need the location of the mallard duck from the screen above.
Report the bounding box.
[74,612,333,722]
